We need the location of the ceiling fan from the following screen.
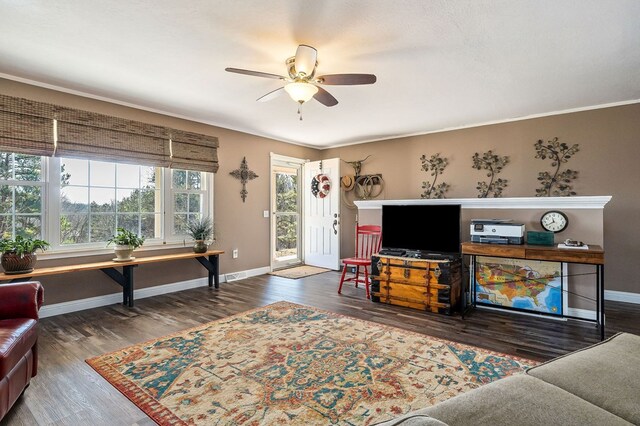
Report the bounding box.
[225,45,376,117]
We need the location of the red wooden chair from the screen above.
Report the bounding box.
[338,224,382,299]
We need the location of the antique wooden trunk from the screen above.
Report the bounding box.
[371,255,462,315]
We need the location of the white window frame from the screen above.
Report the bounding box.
[0,154,47,239]
[2,153,214,258]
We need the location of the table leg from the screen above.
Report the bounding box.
[124,265,134,307]
[211,254,219,289]
[599,264,605,340]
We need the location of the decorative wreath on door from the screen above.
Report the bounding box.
[311,174,331,198]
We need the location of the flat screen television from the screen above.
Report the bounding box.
[381,204,461,256]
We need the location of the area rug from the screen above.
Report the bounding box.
[86,302,536,425]
[268,265,331,279]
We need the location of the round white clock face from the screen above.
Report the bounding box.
[540,210,568,233]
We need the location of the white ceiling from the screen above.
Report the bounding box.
[1,0,639,148]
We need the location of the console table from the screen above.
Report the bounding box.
[461,242,605,339]
[0,250,224,308]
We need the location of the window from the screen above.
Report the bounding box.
[0,151,213,252]
[0,152,45,239]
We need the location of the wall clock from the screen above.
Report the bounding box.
[540,210,568,233]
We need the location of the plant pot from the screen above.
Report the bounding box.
[193,240,208,253]
[1,252,37,274]
[113,245,134,261]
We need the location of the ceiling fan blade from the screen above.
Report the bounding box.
[294,45,317,76]
[256,87,285,102]
[317,74,377,85]
[225,67,285,80]
[313,86,338,107]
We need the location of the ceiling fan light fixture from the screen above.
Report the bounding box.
[284,82,318,103]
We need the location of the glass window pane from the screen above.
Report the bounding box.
[174,213,188,235]
[188,194,201,213]
[116,214,139,235]
[172,170,187,190]
[15,186,41,214]
[141,213,160,239]
[61,187,89,213]
[141,167,156,189]
[117,189,139,212]
[117,164,140,188]
[61,158,88,186]
[91,214,116,242]
[90,161,115,187]
[0,153,13,180]
[174,193,187,212]
[187,171,202,190]
[0,185,13,214]
[60,214,90,244]
[0,215,12,239]
[276,173,298,213]
[276,215,298,257]
[140,189,157,213]
[13,154,41,181]
[16,216,41,239]
[90,188,115,212]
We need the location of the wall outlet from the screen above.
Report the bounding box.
[232,249,238,259]
[263,210,269,218]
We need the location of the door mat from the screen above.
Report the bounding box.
[268,265,331,279]
[86,301,537,425]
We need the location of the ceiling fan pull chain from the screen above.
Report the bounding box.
[298,102,303,121]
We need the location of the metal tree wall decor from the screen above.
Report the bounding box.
[230,157,258,202]
[534,137,580,197]
[472,150,510,198]
[420,153,450,199]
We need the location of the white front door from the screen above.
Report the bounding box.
[303,158,341,270]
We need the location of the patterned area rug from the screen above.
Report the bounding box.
[87,302,536,425]
[268,265,331,279]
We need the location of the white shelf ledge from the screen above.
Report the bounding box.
[354,196,612,210]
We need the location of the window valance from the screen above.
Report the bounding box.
[0,94,219,173]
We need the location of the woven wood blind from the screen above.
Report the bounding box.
[170,130,220,173]
[0,94,55,156]
[0,94,219,173]
[55,107,171,167]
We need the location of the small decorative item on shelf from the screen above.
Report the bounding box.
[107,228,145,261]
[187,217,214,253]
[0,236,50,274]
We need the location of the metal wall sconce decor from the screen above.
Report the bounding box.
[472,150,510,198]
[230,156,258,202]
[420,153,450,199]
[534,137,580,197]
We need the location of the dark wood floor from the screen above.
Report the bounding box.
[3,271,640,425]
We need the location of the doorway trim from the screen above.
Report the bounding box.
[270,153,307,271]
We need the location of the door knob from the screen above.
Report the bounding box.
[332,219,339,235]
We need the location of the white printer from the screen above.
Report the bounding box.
[470,219,525,245]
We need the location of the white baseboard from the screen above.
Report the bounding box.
[566,307,597,321]
[39,266,270,318]
[604,290,640,305]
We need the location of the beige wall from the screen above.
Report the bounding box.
[0,78,321,304]
[2,77,638,304]
[324,103,640,295]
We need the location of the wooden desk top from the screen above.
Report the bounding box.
[461,242,604,265]
[0,250,224,280]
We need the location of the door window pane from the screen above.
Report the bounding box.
[275,214,298,259]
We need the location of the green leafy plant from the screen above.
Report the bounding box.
[106,228,145,249]
[0,235,50,257]
[420,153,450,199]
[187,217,214,241]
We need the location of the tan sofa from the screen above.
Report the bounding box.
[376,333,640,426]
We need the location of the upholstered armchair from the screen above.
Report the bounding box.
[0,281,43,420]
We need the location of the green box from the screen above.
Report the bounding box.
[527,231,554,246]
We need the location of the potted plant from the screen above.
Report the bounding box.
[186,217,214,253]
[0,235,50,274]
[107,228,145,261]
